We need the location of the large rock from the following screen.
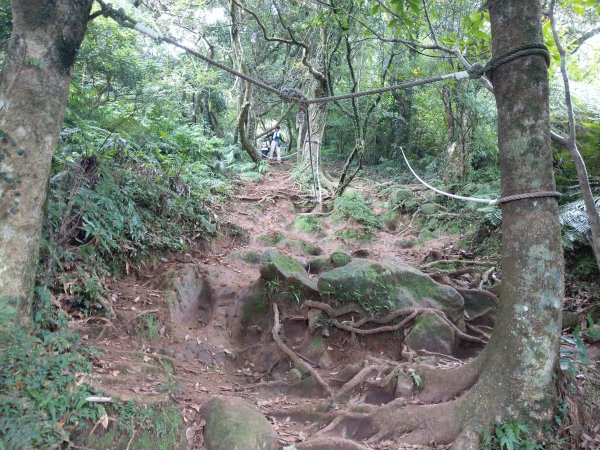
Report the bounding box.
[260,250,318,295]
[318,258,464,323]
[404,312,456,355]
[203,397,277,450]
[457,288,498,327]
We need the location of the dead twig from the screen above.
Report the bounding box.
[125,429,136,450]
[85,396,112,403]
[125,309,160,325]
[272,304,333,396]
[420,259,495,270]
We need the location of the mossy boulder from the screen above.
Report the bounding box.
[240,250,262,264]
[404,312,456,355]
[260,250,317,295]
[330,251,352,268]
[204,397,277,450]
[318,258,464,322]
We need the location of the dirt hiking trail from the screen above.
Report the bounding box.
[72,164,503,450]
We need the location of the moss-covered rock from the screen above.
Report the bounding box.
[404,312,456,355]
[260,250,317,295]
[204,397,277,450]
[318,258,464,322]
[330,251,352,268]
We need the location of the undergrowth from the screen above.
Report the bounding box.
[332,190,381,229]
[0,290,102,449]
[38,118,256,316]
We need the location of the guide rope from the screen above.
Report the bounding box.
[400,147,560,206]
[96,1,558,206]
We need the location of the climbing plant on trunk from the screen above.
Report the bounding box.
[0,0,94,327]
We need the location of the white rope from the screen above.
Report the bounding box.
[400,147,497,205]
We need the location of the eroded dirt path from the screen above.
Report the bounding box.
[74,165,476,449]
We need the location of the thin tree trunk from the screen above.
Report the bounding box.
[549,1,600,269]
[0,0,94,327]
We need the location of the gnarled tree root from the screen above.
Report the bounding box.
[272,304,333,396]
[294,437,370,450]
[302,300,488,344]
[303,396,485,449]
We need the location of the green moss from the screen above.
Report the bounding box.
[330,251,352,267]
[332,191,382,229]
[260,251,305,276]
[395,239,416,248]
[284,238,323,256]
[307,257,332,273]
[258,231,285,246]
[420,203,440,215]
[294,216,323,233]
[0,295,17,327]
[389,188,414,204]
[309,334,323,352]
[241,282,269,327]
[338,228,374,243]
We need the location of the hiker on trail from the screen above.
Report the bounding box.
[268,126,285,163]
[260,139,270,158]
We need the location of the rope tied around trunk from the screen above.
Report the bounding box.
[467,44,551,79]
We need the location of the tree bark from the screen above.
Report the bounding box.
[0,0,94,327]
[467,0,563,436]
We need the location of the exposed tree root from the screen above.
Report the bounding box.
[295,437,370,450]
[335,364,389,398]
[302,300,487,344]
[272,304,333,396]
[329,312,418,335]
[420,259,495,270]
[413,352,484,404]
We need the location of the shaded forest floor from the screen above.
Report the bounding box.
[70,164,600,449]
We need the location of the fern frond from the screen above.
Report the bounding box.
[559,197,600,234]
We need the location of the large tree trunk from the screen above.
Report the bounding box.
[456,0,564,441]
[0,0,93,327]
